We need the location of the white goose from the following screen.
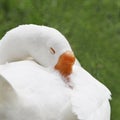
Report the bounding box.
[0,24,111,120]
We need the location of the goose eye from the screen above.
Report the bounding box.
[50,47,56,55]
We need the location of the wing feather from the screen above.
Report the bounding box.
[70,66,111,120]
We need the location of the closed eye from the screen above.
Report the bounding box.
[50,47,56,55]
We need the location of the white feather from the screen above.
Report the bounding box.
[0,60,73,120]
[70,66,111,120]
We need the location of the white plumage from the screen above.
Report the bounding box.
[71,66,111,120]
[0,24,111,120]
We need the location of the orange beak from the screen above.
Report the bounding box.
[55,51,75,77]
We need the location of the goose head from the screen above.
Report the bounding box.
[0,25,76,78]
[28,25,75,77]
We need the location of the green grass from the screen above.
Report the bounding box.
[0,0,120,119]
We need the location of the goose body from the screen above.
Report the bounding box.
[0,24,111,120]
[0,60,76,120]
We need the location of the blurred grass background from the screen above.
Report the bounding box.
[0,0,120,119]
